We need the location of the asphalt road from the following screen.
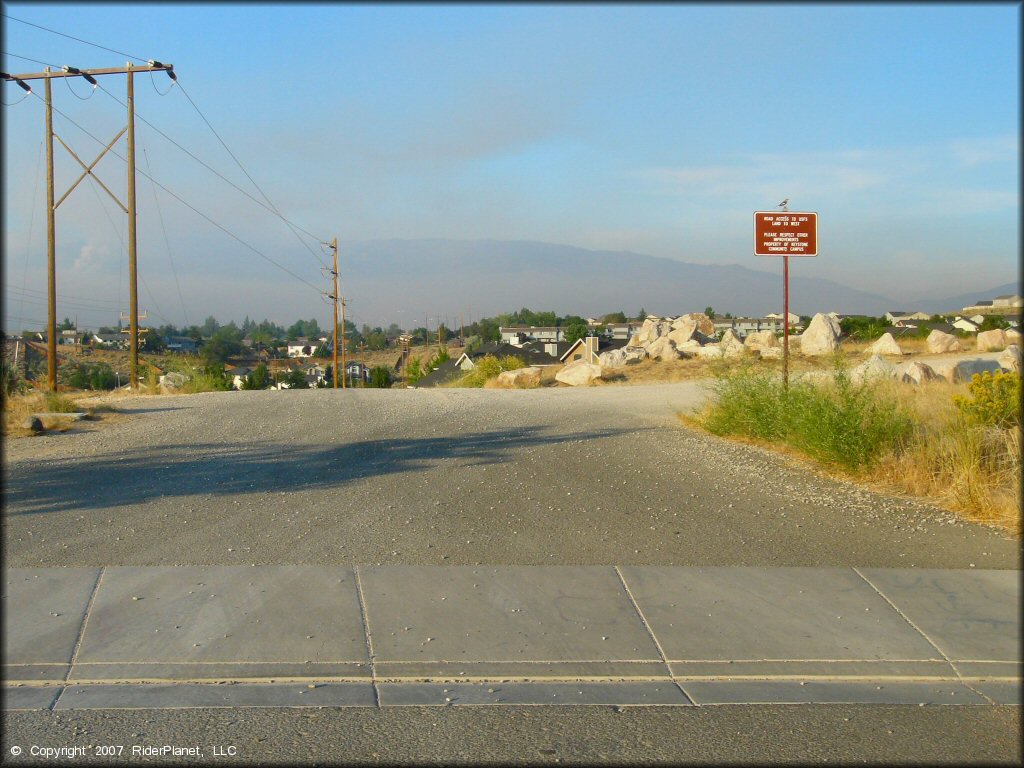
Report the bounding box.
[2,383,1020,765]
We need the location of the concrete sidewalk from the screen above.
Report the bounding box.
[3,566,1019,710]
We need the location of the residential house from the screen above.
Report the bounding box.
[962,296,1022,316]
[92,330,132,349]
[58,329,81,346]
[286,338,316,358]
[345,361,370,384]
[603,322,638,341]
[885,311,931,324]
[227,365,253,390]
[712,316,784,338]
[951,317,980,334]
[499,326,566,344]
[559,336,602,364]
[164,336,199,354]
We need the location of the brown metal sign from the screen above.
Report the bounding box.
[754,211,818,256]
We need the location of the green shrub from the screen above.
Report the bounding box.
[369,366,392,388]
[700,364,914,471]
[954,371,1021,428]
[44,391,77,413]
[458,354,525,387]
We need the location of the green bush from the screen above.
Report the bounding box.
[44,391,77,413]
[701,364,914,471]
[458,355,525,387]
[954,371,1021,428]
[369,366,392,388]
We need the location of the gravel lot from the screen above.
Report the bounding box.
[3,382,1017,569]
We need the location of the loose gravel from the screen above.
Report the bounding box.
[3,383,1018,569]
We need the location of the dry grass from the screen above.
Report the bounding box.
[868,380,1021,534]
[1,389,122,437]
[686,369,1021,536]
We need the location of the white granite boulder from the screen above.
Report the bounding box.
[897,361,937,385]
[976,329,1008,352]
[926,330,960,354]
[799,313,842,356]
[931,358,1002,383]
[719,329,746,358]
[694,345,725,359]
[1005,328,1021,346]
[866,332,902,356]
[598,346,647,369]
[555,360,602,386]
[758,347,784,359]
[158,371,190,393]
[636,318,672,346]
[743,330,780,350]
[495,366,541,388]
[670,313,716,337]
[851,354,898,384]
[645,336,678,360]
[998,345,1020,373]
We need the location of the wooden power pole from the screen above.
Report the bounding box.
[5,62,174,390]
[331,237,339,388]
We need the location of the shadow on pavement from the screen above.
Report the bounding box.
[3,425,638,516]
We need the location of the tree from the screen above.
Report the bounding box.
[638,308,647,321]
[601,311,627,324]
[369,366,392,388]
[563,321,590,345]
[241,363,270,390]
[284,368,309,389]
[58,317,75,331]
[704,306,715,318]
[141,332,166,353]
[406,357,423,384]
[200,328,241,369]
[978,315,1010,332]
[200,315,220,337]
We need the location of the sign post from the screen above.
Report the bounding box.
[754,210,818,387]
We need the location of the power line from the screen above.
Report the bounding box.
[2,51,60,68]
[29,90,325,294]
[94,81,328,267]
[2,14,149,64]
[175,78,329,269]
[143,146,190,327]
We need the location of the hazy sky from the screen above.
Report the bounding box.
[2,3,1019,330]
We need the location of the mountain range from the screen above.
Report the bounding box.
[339,239,1017,324]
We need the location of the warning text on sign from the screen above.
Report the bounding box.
[754,212,818,256]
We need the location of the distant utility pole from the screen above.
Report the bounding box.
[3,61,174,390]
[340,295,347,389]
[329,237,339,388]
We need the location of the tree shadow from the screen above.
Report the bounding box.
[3,425,639,516]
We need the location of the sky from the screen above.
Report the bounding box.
[2,3,1019,331]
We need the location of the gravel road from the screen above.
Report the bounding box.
[3,382,1017,569]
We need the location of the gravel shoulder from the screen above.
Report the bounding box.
[3,383,1017,569]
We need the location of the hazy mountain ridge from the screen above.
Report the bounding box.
[340,239,1016,322]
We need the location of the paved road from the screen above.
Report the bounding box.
[2,384,1018,568]
[2,384,1020,764]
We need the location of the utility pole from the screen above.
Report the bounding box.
[340,295,347,389]
[44,71,56,390]
[330,237,339,388]
[4,61,174,390]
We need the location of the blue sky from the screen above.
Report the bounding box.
[2,3,1019,329]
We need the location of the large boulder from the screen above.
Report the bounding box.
[636,318,672,346]
[21,416,44,435]
[645,336,678,360]
[670,313,716,337]
[866,332,902,356]
[159,371,190,393]
[694,344,724,359]
[851,354,898,384]
[719,329,746,358]
[799,313,842,356]
[744,330,780,350]
[555,360,602,386]
[667,324,713,347]
[927,330,960,354]
[976,329,1008,352]
[931,358,1002,383]
[598,346,647,369]
[1005,328,1022,346]
[495,366,541,388]
[758,347,784,359]
[998,345,1020,373]
[897,361,937,385]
